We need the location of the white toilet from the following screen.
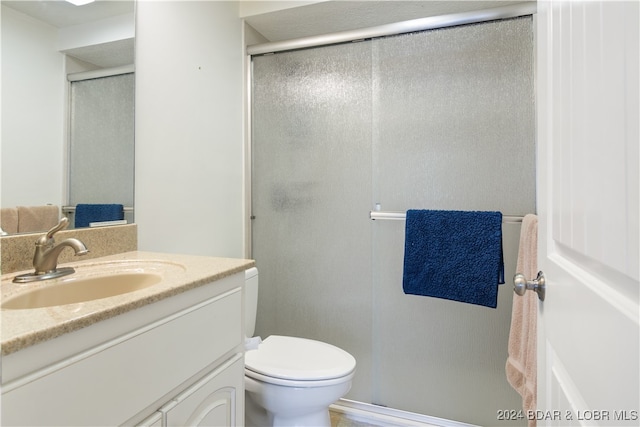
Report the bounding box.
[244,267,356,427]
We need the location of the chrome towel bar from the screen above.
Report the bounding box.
[369,211,524,223]
[62,206,134,213]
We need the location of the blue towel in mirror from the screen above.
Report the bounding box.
[402,209,504,308]
[75,204,124,228]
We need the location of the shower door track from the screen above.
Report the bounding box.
[246,1,536,56]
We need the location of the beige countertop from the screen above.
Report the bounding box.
[1,251,255,356]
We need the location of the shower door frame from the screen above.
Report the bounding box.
[244,2,537,423]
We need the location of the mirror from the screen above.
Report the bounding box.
[1,0,135,235]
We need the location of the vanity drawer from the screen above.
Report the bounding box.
[1,285,243,426]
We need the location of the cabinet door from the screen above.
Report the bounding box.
[164,354,244,427]
[137,412,163,427]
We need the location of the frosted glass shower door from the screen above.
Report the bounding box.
[251,43,375,400]
[251,15,535,426]
[370,17,535,425]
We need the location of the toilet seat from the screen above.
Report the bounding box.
[245,335,356,386]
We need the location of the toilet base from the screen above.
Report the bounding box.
[244,374,352,427]
[246,394,330,427]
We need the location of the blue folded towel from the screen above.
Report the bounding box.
[75,204,124,228]
[402,209,504,308]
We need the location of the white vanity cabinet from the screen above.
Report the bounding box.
[1,270,247,427]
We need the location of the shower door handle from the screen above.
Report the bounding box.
[513,271,546,301]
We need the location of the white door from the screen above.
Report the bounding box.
[537,1,639,426]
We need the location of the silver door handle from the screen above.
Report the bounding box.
[513,271,546,301]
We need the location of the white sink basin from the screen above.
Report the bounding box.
[2,273,161,309]
[2,260,185,310]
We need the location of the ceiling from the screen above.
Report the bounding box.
[3,0,531,66]
[4,0,531,36]
[243,1,531,43]
[2,0,133,28]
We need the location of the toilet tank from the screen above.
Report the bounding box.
[245,267,259,338]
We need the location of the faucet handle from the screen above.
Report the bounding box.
[36,217,70,246]
[46,217,70,239]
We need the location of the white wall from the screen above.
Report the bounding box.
[1,5,65,208]
[135,1,244,258]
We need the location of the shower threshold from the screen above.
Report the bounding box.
[330,399,479,427]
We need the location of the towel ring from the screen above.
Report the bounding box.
[513,271,546,301]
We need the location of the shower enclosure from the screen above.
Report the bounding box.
[68,70,135,224]
[250,14,535,427]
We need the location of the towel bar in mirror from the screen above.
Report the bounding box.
[513,271,546,301]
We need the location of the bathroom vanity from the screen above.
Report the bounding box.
[1,251,254,426]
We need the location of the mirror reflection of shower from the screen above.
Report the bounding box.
[1,1,135,233]
[66,68,135,227]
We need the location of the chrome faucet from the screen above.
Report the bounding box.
[13,217,89,283]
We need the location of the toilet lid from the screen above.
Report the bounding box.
[245,335,356,381]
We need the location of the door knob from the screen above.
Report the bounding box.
[513,271,546,301]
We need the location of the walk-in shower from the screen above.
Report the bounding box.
[249,5,535,426]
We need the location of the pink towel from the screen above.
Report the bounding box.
[1,208,19,234]
[17,205,60,233]
[506,214,538,426]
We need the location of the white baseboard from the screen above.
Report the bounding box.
[329,399,479,427]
